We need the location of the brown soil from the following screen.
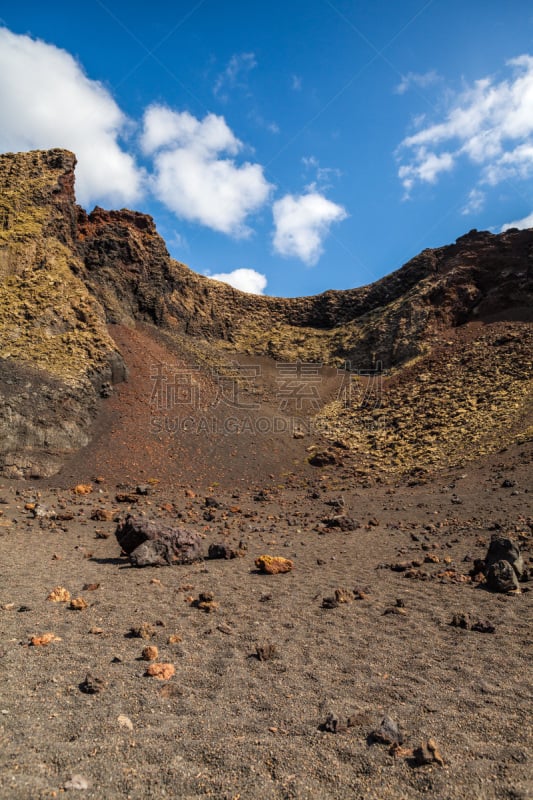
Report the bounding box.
[0,324,532,800]
[55,322,344,490]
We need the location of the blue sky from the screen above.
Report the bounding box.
[1,1,532,296]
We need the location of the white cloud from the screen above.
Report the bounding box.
[397,55,533,195]
[214,52,257,101]
[141,106,239,156]
[142,105,273,237]
[0,27,142,207]
[272,192,348,266]
[291,75,302,91]
[461,188,485,215]
[302,155,342,190]
[206,268,267,294]
[501,210,533,231]
[395,70,440,95]
[398,150,454,195]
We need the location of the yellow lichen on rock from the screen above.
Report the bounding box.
[47,586,71,603]
[255,555,294,574]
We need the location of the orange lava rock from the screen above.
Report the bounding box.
[70,597,88,610]
[413,737,445,766]
[91,509,114,521]
[193,592,219,612]
[73,484,93,495]
[47,586,71,603]
[56,512,74,521]
[145,663,175,680]
[427,738,445,766]
[334,588,354,604]
[167,634,183,644]
[30,632,61,646]
[130,623,156,640]
[255,555,294,574]
[436,570,471,583]
[115,493,139,503]
[390,743,415,758]
[197,599,219,613]
[141,645,159,661]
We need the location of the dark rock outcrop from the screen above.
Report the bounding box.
[484,534,526,592]
[77,206,533,370]
[0,149,126,477]
[484,534,525,581]
[115,515,202,566]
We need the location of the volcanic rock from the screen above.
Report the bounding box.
[412,738,445,767]
[0,150,126,478]
[208,543,238,560]
[309,450,338,467]
[79,673,107,694]
[255,643,279,661]
[145,663,175,680]
[369,716,403,746]
[115,515,202,566]
[486,560,520,593]
[1,148,533,480]
[484,535,525,581]
[255,555,294,574]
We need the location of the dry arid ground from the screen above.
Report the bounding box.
[0,334,531,800]
[1,150,532,799]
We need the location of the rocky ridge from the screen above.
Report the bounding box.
[0,150,125,477]
[0,148,532,479]
[78,203,533,369]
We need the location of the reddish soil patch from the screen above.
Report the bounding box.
[56,323,342,490]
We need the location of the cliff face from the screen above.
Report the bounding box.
[0,150,125,477]
[0,148,532,478]
[78,204,533,369]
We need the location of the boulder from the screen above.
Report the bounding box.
[369,716,403,746]
[255,555,294,574]
[486,560,520,593]
[308,450,337,467]
[322,514,360,531]
[485,534,525,580]
[208,543,238,560]
[115,515,202,566]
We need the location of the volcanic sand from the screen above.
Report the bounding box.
[0,324,531,800]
